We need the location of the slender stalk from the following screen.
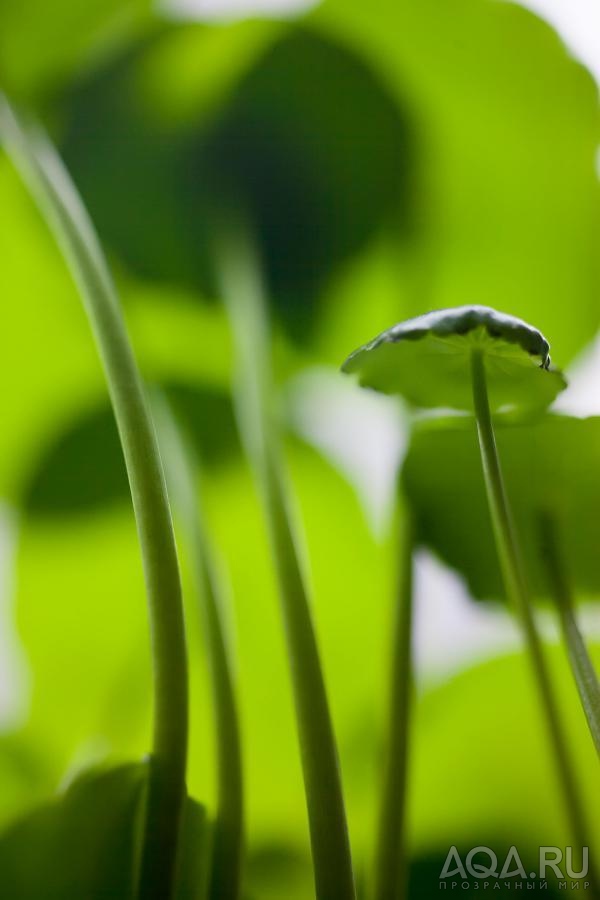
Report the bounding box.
[216,224,356,900]
[470,350,590,857]
[155,399,244,900]
[0,97,188,900]
[373,514,414,900]
[539,512,600,759]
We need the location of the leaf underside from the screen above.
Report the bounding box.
[342,306,566,412]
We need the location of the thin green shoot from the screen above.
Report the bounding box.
[214,220,356,900]
[0,96,188,900]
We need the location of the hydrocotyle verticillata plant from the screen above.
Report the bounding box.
[0,96,189,900]
[342,306,593,883]
[154,396,244,900]
[215,221,356,900]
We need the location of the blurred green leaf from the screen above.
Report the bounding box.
[313,0,600,363]
[342,306,565,411]
[0,158,104,502]
[410,647,600,855]
[0,0,150,100]
[0,762,209,900]
[57,24,414,342]
[24,404,129,515]
[22,385,238,517]
[196,29,413,342]
[0,763,145,898]
[176,796,211,900]
[402,414,600,602]
[0,158,234,506]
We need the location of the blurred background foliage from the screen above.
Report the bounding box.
[1,0,600,896]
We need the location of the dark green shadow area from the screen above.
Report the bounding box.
[245,842,313,900]
[22,383,239,517]
[191,29,415,340]
[0,764,145,900]
[408,846,564,897]
[58,25,416,342]
[0,763,208,900]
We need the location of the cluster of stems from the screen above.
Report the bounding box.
[215,222,356,900]
[4,88,600,900]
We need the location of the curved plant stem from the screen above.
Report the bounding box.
[373,514,414,900]
[0,97,188,900]
[470,350,590,856]
[539,512,600,759]
[216,224,356,900]
[155,398,244,900]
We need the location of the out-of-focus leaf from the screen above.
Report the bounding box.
[194,29,413,341]
[12,509,153,795]
[58,24,414,342]
[22,385,239,516]
[402,415,600,602]
[313,0,600,363]
[0,738,53,836]
[24,405,128,515]
[0,763,145,898]
[41,0,600,366]
[0,158,105,501]
[176,796,211,900]
[342,306,565,412]
[0,762,209,900]
[0,0,150,101]
[0,159,233,506]
[410,647,600,856]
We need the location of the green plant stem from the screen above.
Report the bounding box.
[216,225,356,900]
[470,349,589,856]
[0,97,188,900]
[373,514,414,900]
[539,513,600,759]
[155,399,244,900]
[195,532,244,900]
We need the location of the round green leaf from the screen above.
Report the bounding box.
[58,25,412,344]
[0,764,146,899]
[342,305,566,411]
[402,414,600,602]
[21,385,239,518]
[0,762,209,900]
